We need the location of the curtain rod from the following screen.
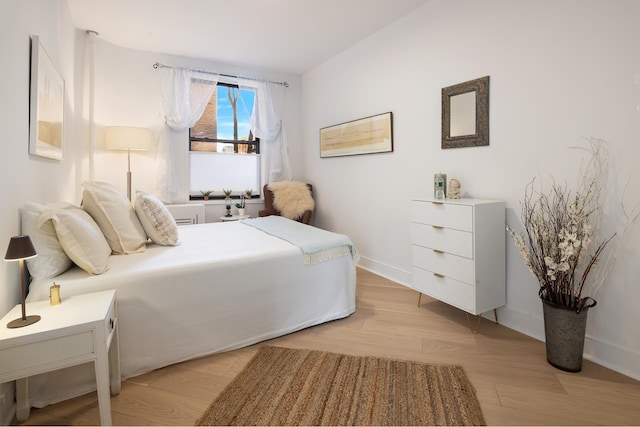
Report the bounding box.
[152,62,289,88]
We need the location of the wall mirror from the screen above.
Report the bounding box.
[441,76,489,149]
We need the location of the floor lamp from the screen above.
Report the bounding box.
[5,235,39,328]
[105,126,152,200]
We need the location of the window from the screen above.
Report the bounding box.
[189,82,260,199]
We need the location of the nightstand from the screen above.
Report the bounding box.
[0,290,120,425]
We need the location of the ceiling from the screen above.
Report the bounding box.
[66,0,430,75]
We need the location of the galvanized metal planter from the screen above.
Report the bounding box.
[542,300,591,372]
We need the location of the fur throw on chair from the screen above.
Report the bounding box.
[269,181,315,220]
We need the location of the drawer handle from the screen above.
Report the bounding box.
[431,201,444,205]
[433,249,445,254]
[432,225,444,230]
[433,273,445,279]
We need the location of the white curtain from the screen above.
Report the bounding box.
[157,68,290,202]
[156,68,218,202]
[238,79,292,185]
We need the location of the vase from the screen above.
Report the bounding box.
[238,208,246,216]
[542,300,589,372]
[225,197,232,217]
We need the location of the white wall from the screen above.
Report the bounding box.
[301,0,640,380]
[90,39,302,221]
[0,0,77,320]
[0,0,77,421]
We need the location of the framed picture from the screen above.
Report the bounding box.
[29,35,64,160]
[320,112,393,158]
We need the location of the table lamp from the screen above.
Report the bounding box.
[105,126,152,200]
[5,235,39,328]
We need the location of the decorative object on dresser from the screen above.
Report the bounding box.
[447,178,461,199]
[506,139,636,372]
[104,126,152,200]
[4,235,40,328]
[442,76,489,149]
[411,198,505,332]
[433,173,447,200]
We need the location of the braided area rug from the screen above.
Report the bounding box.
[196,346,485,426]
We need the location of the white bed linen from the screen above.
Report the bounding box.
[25,220,357,408]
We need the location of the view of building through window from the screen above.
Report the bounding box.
[189,83,260,199]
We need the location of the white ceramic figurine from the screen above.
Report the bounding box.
[447,178,461,199]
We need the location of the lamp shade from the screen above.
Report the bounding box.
[105,126,152,151]
[4,235,37,261]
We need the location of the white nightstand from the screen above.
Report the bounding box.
[0,290,121,425]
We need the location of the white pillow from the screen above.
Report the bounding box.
[21,201,73,279]
[134,191,179,246]
[81,181,148,254]
[39,205,111,275]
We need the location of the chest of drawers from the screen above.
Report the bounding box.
[411,198,505,315]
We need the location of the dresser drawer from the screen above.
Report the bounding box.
[413,266,475,313]
[410,201,473,232]
[412,245,474,284]
[411,223,473,259]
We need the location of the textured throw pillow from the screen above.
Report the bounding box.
[39,205,111,275]
[81,181,148,254]
[134,191,179,246]
[270,181,315,220]
[21,201,73,279]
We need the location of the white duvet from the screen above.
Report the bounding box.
[25,220,357,408]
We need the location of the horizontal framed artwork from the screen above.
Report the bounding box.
[29,35,65,160]
[320,112,393,158]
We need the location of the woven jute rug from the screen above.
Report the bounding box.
[196,346,485,426]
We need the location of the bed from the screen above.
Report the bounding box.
[22,210,357,408]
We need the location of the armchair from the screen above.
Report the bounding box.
[259,183,313,224]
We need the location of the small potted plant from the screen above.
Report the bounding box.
[245,188,253,199]
[235,194,246,216]
[200,190,212,201]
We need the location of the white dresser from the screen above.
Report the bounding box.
[410,198,505,316]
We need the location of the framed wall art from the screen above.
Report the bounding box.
[320,112,393,158]
[29,35,65,160]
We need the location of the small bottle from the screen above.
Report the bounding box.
[50,283,61,306]
[434,173,447,200]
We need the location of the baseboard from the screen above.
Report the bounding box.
[356,256,412,287]
[584,335,640,381]
[359,259,640,382]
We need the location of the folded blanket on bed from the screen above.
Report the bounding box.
[242,216,358,265]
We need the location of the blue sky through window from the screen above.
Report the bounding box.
[217,87,255,140]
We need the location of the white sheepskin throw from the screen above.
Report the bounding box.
[269,181,315,220]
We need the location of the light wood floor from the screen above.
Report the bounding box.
[15,268,640,425]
